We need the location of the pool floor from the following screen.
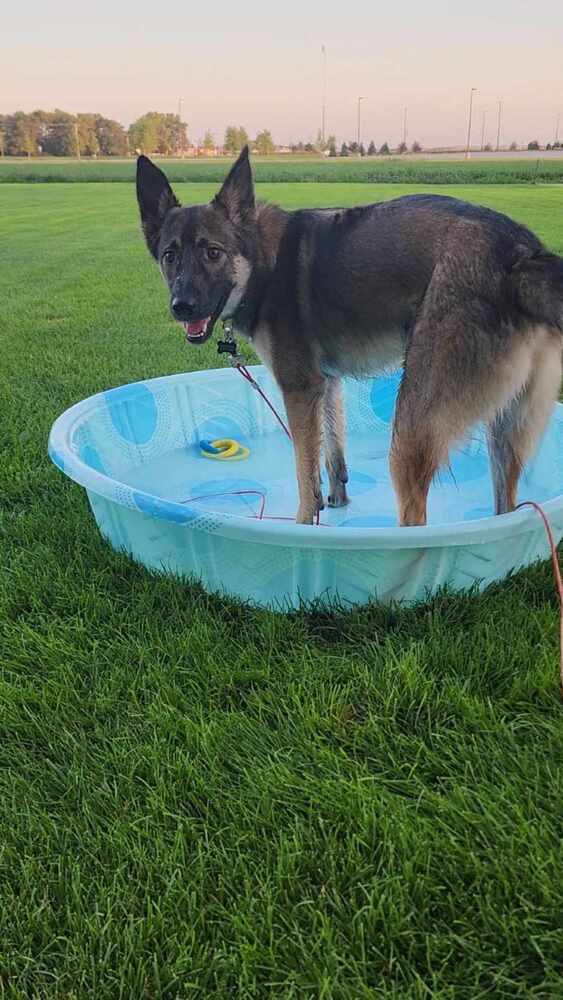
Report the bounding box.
[124,427,551,528]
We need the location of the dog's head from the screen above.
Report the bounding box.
[136,147,255,345]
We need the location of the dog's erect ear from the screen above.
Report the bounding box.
[136,155,180,259]
[213,145,255,224]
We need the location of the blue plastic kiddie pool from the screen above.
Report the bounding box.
[48,366,563,609]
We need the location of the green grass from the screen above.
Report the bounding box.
[2,155,563,185]
[1,180,563,998]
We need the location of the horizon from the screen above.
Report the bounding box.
[3,0,562,148]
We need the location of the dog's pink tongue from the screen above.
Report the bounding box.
[184,318,209,338]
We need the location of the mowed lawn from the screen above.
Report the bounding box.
[1,181,563,999]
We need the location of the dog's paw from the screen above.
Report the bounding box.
[327,483,349,508]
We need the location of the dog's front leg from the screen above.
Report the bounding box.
[282,384,325,524]
[324,377,349,508]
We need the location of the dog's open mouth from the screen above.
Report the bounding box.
[182,292,231,346]
[184,317,212,344]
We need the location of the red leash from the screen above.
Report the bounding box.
[235,363,292,440]
[234,363,320,526]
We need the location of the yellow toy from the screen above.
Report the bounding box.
[199,438,249,461]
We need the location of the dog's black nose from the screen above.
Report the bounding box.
[171,296,197,319]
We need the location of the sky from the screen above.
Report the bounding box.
[2,0,562,148]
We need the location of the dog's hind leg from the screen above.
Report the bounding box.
[487,333,562,514]
[390,400,447,527]
[389,312,474,526]
[323,378,349,508]
[282,382,326,524]
[389,312,561,527]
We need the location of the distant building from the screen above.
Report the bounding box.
[181,145,224,158]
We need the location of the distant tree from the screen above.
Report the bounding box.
[129,112,187,155]
[411,141,422,153]
[201,130,215,150]
[367,140,376,156]
[328,136,337,157]
[128,113,160,154]
[42,111,78,156]
[359,143,366,157]
[224,126,237,154]
[95,116,128,156]
[509,141,518,151]
[254,129,275,155]
[5,112,38,156]
[348,141,359,155]
[224,126,249,154]
[554,141,561,150]
[527,140,540,151]
[484,142,493,152]
[304,142,315,153]
[397,141,408,154]
[379,141,390,155]
[340,142,349,157]
[77,114,100,157]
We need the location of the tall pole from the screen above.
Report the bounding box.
[357,96,365,149]
[480,108,487,151]
[465,87,477,159]
[177,97,184,156]
[321,45,327,145]
[496,100,502,152]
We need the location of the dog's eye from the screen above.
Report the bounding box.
[162,249,176,265]
[206,246,223,262]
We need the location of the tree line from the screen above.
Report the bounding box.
[0,110,129,157]
[0,111,278,157]
[0,110,189,157]
[6,110,548,158]
[329,140,423,157]
[0,110,425,158]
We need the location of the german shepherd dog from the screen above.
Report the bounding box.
[136,148,563,525]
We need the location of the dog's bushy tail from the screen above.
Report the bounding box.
[513,248,563,331]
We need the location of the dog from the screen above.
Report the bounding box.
[136,147,563,525]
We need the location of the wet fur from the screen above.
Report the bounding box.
[137,149,563,526]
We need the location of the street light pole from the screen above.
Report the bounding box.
[357,96,365,150]
[496,100,502,152]
[321,45,327,145]
[177,97,184,156]
[465,87,477,159]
